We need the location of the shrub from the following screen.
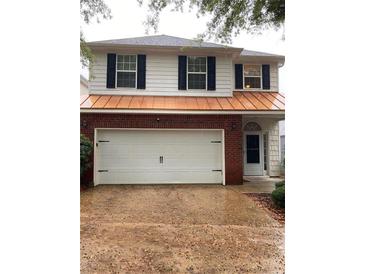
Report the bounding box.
[275,181,285,188]
[272,185,285,208]
[80,134,93,177]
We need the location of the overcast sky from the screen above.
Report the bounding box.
[81,0,286,92]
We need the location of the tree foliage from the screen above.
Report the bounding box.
[80,134,93,177]
[80,0,112,67]
[137,0,285,43]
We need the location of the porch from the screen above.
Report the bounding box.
[241,115,284,178]
[240,176,284,193]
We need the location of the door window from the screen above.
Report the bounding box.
[246,135,260,163]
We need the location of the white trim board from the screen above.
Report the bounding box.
[81,109,284,116]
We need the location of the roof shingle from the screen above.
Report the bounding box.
[240,49,284,58]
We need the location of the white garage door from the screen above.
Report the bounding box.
[95,129,223,185]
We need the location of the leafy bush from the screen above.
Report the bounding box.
[80,134,93,177]
[272,185,285,208]
[275,181,285,188]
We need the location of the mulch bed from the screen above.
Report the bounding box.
[245,193,285,224]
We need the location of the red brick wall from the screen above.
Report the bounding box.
[80,113,243,185]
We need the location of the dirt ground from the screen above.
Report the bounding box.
[245,193,285,225]
[81,185,284,273]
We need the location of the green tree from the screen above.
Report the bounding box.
[137,0,285,43]
[80,134,93,178]
[80,0,112,67]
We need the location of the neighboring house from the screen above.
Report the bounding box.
[80,35,285,186]
[80,74,89,95]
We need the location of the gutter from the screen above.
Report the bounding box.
[80,109,285,116]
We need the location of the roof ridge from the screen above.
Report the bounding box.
[87,34,238,49]
[88,34,166,43]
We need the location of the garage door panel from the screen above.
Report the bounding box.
[96,130,223,184]
[97,144,166,154]
[98,170,222,184]
[98,130,221,143]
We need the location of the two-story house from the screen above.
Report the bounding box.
[80,35,285,186]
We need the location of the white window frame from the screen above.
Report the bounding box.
[243,64,262,90]
[187,56,207,91]
[116,54,138,89]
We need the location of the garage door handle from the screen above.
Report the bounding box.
[212,169,222,172]
[159,156,163,164]
[98,170,108,172]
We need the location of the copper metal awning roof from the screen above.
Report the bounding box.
[80,91,285,111]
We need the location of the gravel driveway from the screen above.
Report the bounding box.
[81,185,284,273]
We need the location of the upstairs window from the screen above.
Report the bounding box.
[244,65,262,89]
[116,55,137,88]
[187,56,206,89]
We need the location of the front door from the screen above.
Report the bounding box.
[243,132,263,176]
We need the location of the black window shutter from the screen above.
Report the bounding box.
[235,64,243,89]
[178,56,187,90]
[106,53,116,88]
[137,54,146,89]
[207,56,216,90]
[262,64,271,90]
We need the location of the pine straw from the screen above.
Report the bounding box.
[245,193,285,224]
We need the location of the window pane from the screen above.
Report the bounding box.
[244,65,261,76]
[117,72,136,88]
[247,135,259,149]
[244,77,261,88]
[188,74,206,89]
[117,55,123,63]
[117,55,136,71]
[247,149,260,163]
[188,56,206,72]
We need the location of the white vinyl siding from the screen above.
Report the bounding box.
[89,52,232,96]
[146,54,178,92]
[270,64,278,91]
